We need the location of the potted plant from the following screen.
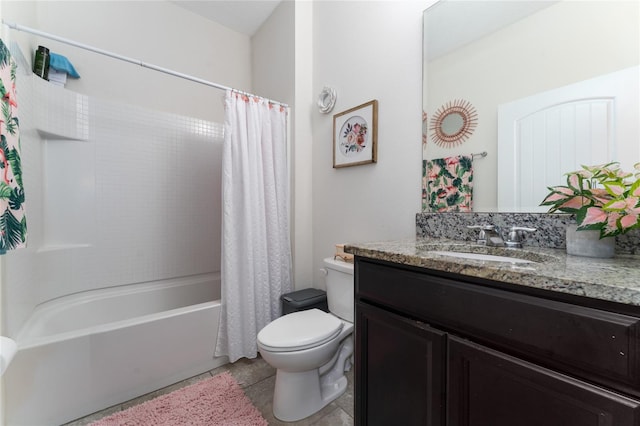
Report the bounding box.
[540,162,640,257]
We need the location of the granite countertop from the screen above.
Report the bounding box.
[345,237,640,308]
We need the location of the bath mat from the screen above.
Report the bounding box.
[90,372,267,426]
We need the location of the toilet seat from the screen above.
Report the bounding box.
[258,308,343,352]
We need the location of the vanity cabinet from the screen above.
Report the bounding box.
[356,302,446,425]
[354,258,640,426]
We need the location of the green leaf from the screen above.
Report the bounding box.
[20,215,27,242]
[0,207,24,250]
[432,158,447,169]
[0,182,12,199]
[0,41,11,70]
[459,156,472,172]
[446,193,462,207]
[0,134,8,155]
[629,179,640,197]
[6,147,22,188]
[1,101,13,132]
[604,181,625,197]
[8,187,24,210]
[602,199,627,211]
[429,191,437,206]
[575,206,602,228]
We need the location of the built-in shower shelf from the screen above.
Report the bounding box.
[37,128,88,142]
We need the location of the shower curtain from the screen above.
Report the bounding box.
[215,90,292,363]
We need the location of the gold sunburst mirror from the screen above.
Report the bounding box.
[429,99,478,147]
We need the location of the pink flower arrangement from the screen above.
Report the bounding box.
[541,162,640,238]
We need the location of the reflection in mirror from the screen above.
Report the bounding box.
[441,113,463,136]
[429,98,478,147]
[422,0,640,212]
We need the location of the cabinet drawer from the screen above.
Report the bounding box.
[357,260,640,391]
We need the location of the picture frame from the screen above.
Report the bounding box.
[333,100,378,168]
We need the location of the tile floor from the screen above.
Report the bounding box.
[64,356,354,426]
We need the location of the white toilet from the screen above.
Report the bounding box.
[257,257,354,422]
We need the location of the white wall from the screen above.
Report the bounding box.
[311,1,430,288]
[2,1,252,122]
[292,0,314,290]
[251,0,312,289]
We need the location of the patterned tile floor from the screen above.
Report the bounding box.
[64,356,354,425]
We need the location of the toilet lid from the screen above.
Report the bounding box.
[258,308,343,352]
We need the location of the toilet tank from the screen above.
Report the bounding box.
[322,257,354,323]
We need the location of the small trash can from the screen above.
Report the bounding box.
[281,288,329,315]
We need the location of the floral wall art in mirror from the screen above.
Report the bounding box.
[333,100,378,168]
[429,99,478,147]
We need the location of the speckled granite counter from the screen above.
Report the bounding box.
[345,238,640,308]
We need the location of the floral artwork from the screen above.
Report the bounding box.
[0,39,27,253]
[339,116,368,156]
[333,100,377,168]
[425,155,474,212]
[541,162,640,238]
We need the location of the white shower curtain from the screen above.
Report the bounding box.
[215,90,292,363]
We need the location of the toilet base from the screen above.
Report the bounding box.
[272,336,353,422]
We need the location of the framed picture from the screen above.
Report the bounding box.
[333,100,378,168]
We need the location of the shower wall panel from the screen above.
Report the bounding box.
[3,75,224,336]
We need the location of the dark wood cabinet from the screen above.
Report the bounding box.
[448,336,640,426]
[356,302,446,426]
[355,258,640,426]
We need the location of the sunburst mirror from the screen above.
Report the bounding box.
[429,99,478,147]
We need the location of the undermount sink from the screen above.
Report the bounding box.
[416,243,556,264]
[426,250,535,264]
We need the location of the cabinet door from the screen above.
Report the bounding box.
[448,336,640,426]
[355,302,446,426]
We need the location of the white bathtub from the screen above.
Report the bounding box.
[4,273,227,426]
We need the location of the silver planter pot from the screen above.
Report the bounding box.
[566,224,615,258]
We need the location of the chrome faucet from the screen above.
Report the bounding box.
[467,225,504,247]
[504,227,537,248]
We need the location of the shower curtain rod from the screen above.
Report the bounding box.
[2,20,289,108]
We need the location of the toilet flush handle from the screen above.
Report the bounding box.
[319,268,328,276]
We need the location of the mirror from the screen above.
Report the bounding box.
[441,114,463,136]
[422,0,640,212]
[430,99,478,147]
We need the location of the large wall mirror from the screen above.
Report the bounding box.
[423,0,640,212]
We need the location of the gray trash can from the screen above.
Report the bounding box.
[281,288,329,315]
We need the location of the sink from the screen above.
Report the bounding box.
[426,250,534,264]
[416,243,556,264]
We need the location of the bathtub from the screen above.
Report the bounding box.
[4,273,228,426]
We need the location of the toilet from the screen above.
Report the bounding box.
[257,257,354,422]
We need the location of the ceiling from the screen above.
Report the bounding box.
[170,1,282,36]
[424,1,557,61]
